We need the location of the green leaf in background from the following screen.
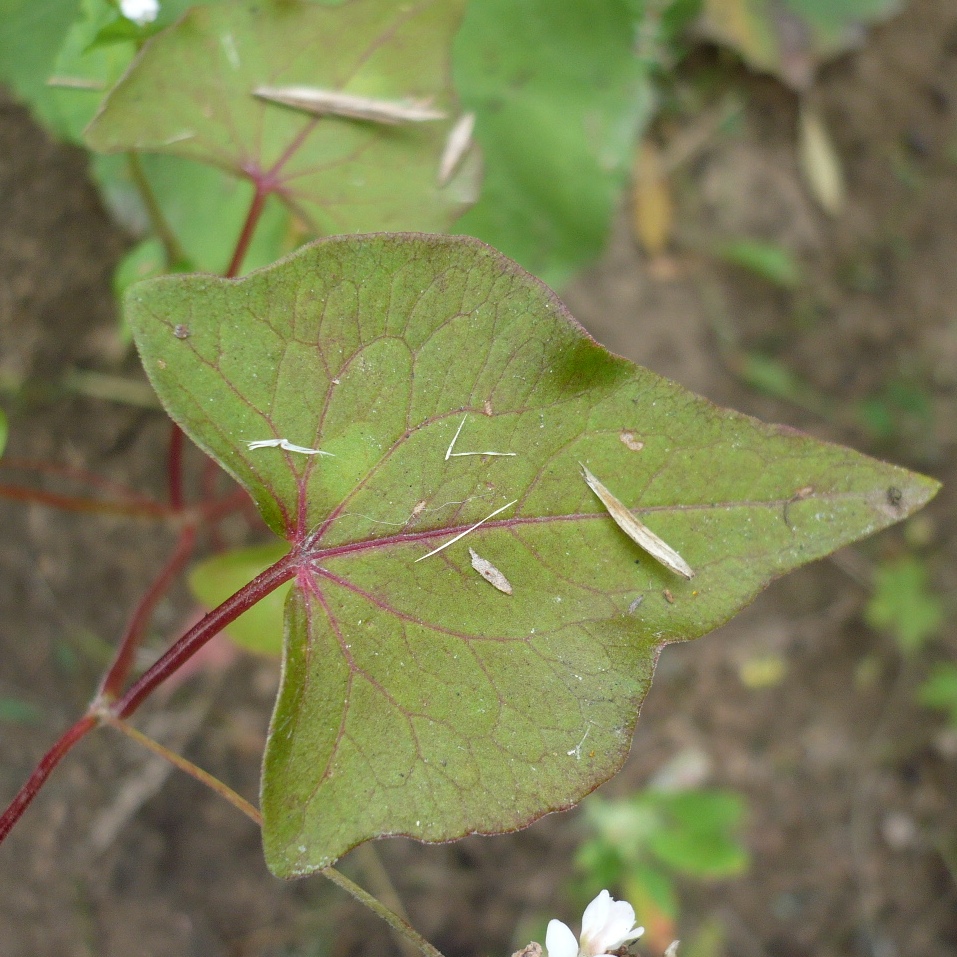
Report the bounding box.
[856,377,934,445]
[0,0,81,132]
[646,791,748,877]
[575,835,626,890]
[190,544,292,655]
[92,152,299,276]
[576,786,742,945]
[126,234,937,875]
[580,788,747,880]
[715,238,802,289]
[700,0,901,89]
[623,859,679,922]
[85,0,480,243]
[865,554,944,653]
[0,0,296,276]
[453,0,654,289]
[0,697,43,726]
[734,352,832,418]
[0,0,215,141]
[46,0,137,143]
[918,664,957,727]
[0,407,7,456]
[113,237,168,300]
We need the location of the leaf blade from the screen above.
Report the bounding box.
[125,234,939,874]
[85,0,479,237]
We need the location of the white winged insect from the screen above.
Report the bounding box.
[246,438,334,456]
[253,86,446,125]
[438,112,475,186]
[581,465,694,580]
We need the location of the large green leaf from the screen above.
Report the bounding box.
[125,234,937,876]
[453,0,653,289]
[700,0,901,89]
[85,0,479,239]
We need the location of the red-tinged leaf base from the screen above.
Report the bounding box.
[125,234,938,876]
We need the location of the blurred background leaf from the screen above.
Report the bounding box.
[865,554,945,654]
[574,787,748,950]
[919,664,957,727]
[699,0,901,90]
[714,237,802,288]
[189,544,290,656]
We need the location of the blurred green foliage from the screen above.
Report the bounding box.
[575,789,748,926]
[0,697,43,725]
[918,664,957,726]
[0,0,707,290]
[715,238,802,289]
[865,554,944,654]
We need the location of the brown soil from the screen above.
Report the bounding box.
[1,1,955,955]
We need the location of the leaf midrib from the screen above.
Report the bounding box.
[298,492,858,562]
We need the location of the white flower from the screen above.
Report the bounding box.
[120,0,160,26]
[545,891,644,957]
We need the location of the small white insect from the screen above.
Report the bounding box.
[581,464,694,580]
[468,548,513,595]
[253,86,446,125]
[246,438,334,456]
[438,112,475,186]
[221,33,240,70]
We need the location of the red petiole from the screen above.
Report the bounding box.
[1,178,281,845]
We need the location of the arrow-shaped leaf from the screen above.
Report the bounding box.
[85,0,479,238]
[125,234,938,876]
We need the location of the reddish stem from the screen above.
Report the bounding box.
[1,168,286,850]
[168,425,185,510]
[0,551,296,848]
[225,185,267,279]
[114,552,296,719]
[95,485,258,701]
[0,457,163,503]
[97,525,199,701]
[0,715,97,844]
[195,486,256,526]
[0,482,172,519]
